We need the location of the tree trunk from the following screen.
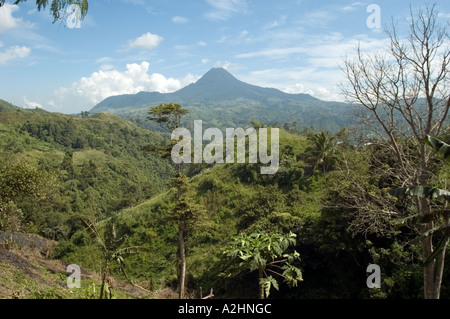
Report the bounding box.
[100,262,109,299]
[432,246,446,299]
[417,171,444,299]
[432,213,449,299]
[258,268,264,299]
[418,158,444,299]
[178,219,186,299]
[176,163,187,299]
[420,222,435,299]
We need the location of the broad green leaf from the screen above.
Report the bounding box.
[261,276,279,298]
[389,186,450,200]
[425,135,450,163]
[271,278,279,291]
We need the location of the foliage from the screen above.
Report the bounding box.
[148,103,189,131]
[342,3,450,299]
[304,131,337,175]
[389,135,450,267]
[222,231,302,299]
[0,161,58,203]
[0,202,23,232]
[6,0,89,24]
[0,105,172,239]
[84,218,149,299]
[2,99,450,299]
[145,102,198,299]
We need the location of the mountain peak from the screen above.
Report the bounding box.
[196,67,238,85]
[175,67,248,101]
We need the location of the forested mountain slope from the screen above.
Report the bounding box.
[1,100,449,299]
[56,128,450,299]
[0,101,173,238]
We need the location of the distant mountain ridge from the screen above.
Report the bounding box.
[175,67,319,102]
[91,68,320,111]
[90,68,352,131]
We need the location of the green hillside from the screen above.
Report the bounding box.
[1,100,449,299]
[0,101,173,239]
[0,100,23,113]
[55,128,449,299]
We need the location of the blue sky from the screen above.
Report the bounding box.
[0,0,449,114]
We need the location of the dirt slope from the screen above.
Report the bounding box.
[0,231,152,299]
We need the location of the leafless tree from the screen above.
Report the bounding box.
[341,3,450,299]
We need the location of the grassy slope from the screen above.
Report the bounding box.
[0,101,325,298]
[59,129,326,297]
[0,103,174,214]
[0,102,177,298]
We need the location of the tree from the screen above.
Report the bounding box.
[0,161,56,202]
[341,4,450,299]
[1,0,88,24]
[389,135,450,276]
[0,201,23,232]
[223,231,302,299]
[145,103,195,299]
[84,218,149,299]
[306,131,337,176]
[0,161,58,227]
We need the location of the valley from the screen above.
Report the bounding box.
[1,91,448,299]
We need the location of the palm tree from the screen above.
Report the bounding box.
[308,131,337,176]
[84,218,149,299]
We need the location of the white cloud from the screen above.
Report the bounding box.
[284,82,343,101]
[342,2,365,12]
[172,16,188,24]
[237,33,390,102]
[23,96,42,109]
[96,56,115,71]
[0,4,21,32]
[96,56,113,64]
[175,41,207,51]
[236,33,388,63]
[438,12,450,19]
[127,32,163,50]
[206,0,246,12]
[284,83,305,94]
[213,60,241,72]
[0,3,34,32]
[205,0,247,20]
[0,45,31,64]
[265,15,287,29]
[51,61,195,112]
[298,9,336,27]
[246,67,344,102]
